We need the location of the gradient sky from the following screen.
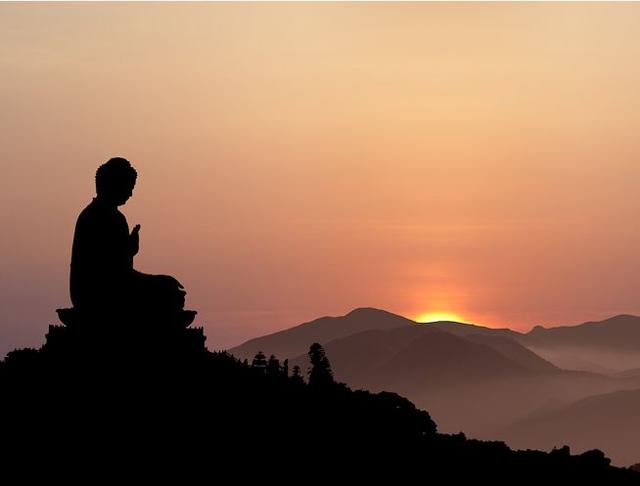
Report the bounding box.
[3,3,640,356]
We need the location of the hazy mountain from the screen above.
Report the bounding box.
[503,388,640,467]
[283,322,637,459]
[230,307,414,361]
[288,325,553,392]
[228,308,640,465]
[410,316,640,373]
[367,328,552,390]
[522,315,640,351]
[417,370,640,455]
[518,315,640,373]
[616,367,640,378]
[463,334,558,372]
[427,320,522,340]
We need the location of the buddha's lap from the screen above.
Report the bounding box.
[130,275,185,307]
[72,271,185,313]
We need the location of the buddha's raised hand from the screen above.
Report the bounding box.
[130,224,141,256]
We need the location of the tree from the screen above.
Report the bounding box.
[266,354,280,376]
[290,365,304,385]
[282,359,289,378]
[251,351,267,371]
[308,342,334,387]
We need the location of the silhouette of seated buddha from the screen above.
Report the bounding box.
[67,157,191,327]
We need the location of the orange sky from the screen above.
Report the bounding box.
[3,3,640,355]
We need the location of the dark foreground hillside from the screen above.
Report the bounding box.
[1,318,638,483]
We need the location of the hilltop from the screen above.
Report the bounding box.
[0,312,638,482]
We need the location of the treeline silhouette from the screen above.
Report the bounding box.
[0,320,638,483]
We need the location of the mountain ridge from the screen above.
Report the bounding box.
[229,307,413,360]
[228,307,640,466]
[230,308,640,371]
[503,387,640,467]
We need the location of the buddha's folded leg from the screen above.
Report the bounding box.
[153,274,186,311]
[129,272,185,314]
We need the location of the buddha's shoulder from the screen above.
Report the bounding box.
[76,200,127,227]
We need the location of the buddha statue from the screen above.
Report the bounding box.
[60,157,194,329]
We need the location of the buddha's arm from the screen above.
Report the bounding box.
[129,224,141,257]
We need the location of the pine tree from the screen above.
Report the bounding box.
[282,359,289,378]
[291,365,304,385]
[251,351,267,371]
[307,342,334,387]
[266,354,280,376]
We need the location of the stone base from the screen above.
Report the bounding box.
[56,307,197,329]
[43,307,207,364]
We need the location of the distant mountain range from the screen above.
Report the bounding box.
[231,309,640,372]
[503,388,640,467]
[229,307,640,465]
[231,307,412,361]
[516,315,640,373]
[286,324,558,392]
[523,315,640,351]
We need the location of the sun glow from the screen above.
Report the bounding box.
[415,312,465,323]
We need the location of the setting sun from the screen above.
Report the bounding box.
[415,312,466,323]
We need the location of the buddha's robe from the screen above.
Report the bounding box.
[70,198,184,315]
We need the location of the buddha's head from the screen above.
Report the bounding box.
[95,157,138,206]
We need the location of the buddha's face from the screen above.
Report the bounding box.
[100,181,135,206]
[113,183,135,206]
